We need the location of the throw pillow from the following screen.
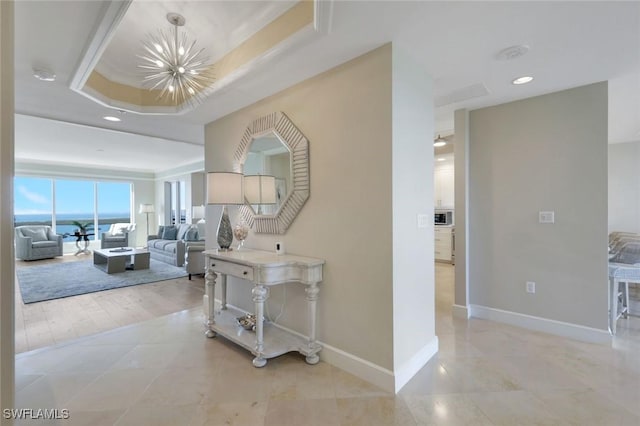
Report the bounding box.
[184,227,199,241]
[111,223,129,236]
[177,224,190,240]
[162,226,178,240]
[22,228,48,242]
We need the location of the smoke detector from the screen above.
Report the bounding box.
[32,67,56,82]
[496,45,530,61]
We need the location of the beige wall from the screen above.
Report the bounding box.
[205,43,437,389]
[205,45,396,370]
[468,82,609,330]
[191,172,206,208]
[608,141,640,234]
[0,0,15,418]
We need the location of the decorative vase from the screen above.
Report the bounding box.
[233,220,249,250]
[216,206,233,251]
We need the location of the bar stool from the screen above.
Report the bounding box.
[608,263,636,334]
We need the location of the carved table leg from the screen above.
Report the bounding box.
[220,274,227,310]
[252,284,269,367]
[204,265,217,338]
[305,282,321,364]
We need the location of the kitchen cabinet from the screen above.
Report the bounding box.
[435,226,454,263]
[434,166,454,208]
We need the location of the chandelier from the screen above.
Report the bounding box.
[138,13,214,106]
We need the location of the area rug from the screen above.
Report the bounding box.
[17,259,188,304]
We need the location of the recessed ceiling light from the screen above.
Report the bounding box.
[103,116,121,122]
[32,68,56,82]
[436,158,446,162]
[512,76,534,85]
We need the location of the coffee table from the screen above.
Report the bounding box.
[93,248,150,274]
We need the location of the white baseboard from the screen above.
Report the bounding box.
[319,341,396,393]
[269,321,395,392]
[270,322,440,394]
[452,304,470,319]
[469,304,612,344]
[393,336,439,393]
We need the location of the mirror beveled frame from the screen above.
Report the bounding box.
[234,112,309,234]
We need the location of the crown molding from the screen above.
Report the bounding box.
[69,0,132,91]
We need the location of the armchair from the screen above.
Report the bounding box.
[101,223,135,249]
[15,225,63,261]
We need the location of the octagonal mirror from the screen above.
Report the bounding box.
[234,112,309,234]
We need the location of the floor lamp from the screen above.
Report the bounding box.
[139,203,155,241]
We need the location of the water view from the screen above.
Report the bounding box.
[15,213,130,242]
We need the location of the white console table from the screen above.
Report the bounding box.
[202,248,324,367]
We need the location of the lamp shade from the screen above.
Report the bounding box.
[207,172,244,205]
[244,175,277,204]
[192,205,205,219]
[139,203,155,214]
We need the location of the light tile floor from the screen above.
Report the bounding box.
[14,263,640,425]
[15,255,205,353]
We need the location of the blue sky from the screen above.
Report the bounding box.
[14,177,131,216]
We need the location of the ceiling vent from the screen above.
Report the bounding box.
[435,83,490,107]
[496,45,530,61]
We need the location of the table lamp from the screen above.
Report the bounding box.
[207,172,244,250]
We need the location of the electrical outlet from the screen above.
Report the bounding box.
[539,211,555,224]
[526,281,536,294]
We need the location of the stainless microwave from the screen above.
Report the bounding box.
[434,210,453,225]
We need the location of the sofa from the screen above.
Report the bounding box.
[101,223,135,249]
[147,224,205,278]
[15,225,63,261]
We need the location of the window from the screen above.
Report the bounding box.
[14,177,132,242]
[56,179,94,242]
[97,182,132,237]
[165,180,186,225]
[14,177,53,228]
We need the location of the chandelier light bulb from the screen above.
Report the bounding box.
[178,46,185,55]
[169,85,174,92]
[155,60,163,67]
[188,87,195,95]
[154,43,163,53]
[178,66,185,74]
[190,70,197,75]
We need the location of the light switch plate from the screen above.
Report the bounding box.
[539,211,555,224]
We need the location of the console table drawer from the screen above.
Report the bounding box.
[210,260,254,281]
